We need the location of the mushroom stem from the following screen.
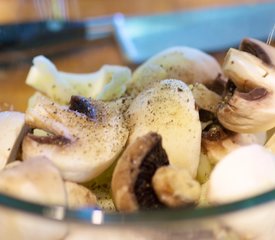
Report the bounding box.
[152,166,201,208]
[111,132,169,212]
[190,83,222,114]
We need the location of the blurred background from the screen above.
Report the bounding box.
[0,0,272,111]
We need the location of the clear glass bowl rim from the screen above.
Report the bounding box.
[0,188,275,225]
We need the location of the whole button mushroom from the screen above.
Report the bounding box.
[127,47,226,96]
[240,37,275,139]
[207,144,275,240]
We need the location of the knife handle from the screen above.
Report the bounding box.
[0,20,88,49]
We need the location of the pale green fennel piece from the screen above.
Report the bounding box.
[26,55,132,104]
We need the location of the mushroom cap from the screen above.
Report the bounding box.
[111,132,169,212]
[126,79,201,177]
[0,111,27,170]
[22,93,129,183]
[127,47,225,96]
[217,48,275,133]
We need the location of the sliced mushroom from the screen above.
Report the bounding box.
[111,132,169,212]
[152,166,201,208]
[126,79,201,177]
[207,144,275,239]
[240,38,275,65]
[202,123,266,165]
[22,93,129,183]
[0,111,28,170]
[127,47,226,96]
[65,181,97,209]
[217,48,275,133]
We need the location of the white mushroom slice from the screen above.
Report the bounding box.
[218,48,275,133]
[127,47,225,96]
[240,38,275,140]
[0,112,28,170]
[207,144,275,240]
[0,157,68,240]
[22,93,129,183]
[126,79,201,177]
[152,166,201,208]
[202,124,266,165]
[240,38,275,65]
[65,182,97,209]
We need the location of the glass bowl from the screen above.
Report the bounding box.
[0,1,275,239]
[0,189,274,239]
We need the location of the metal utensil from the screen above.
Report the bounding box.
[0,2,274,63]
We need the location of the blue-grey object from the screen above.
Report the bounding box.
[113,2,275,63]
[0,2,274,63]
